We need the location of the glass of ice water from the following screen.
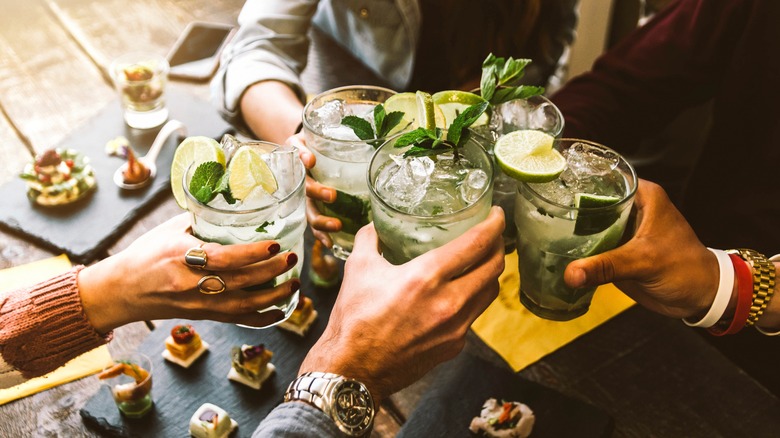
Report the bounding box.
[473,95,564,252]
[303,85,398,260]
[515,138,637,321]
[109,52,169,129]
[368,130,494,265]
[182,142,307,328]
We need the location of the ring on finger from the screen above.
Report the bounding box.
[185,243,208,270]
[198,274,226,295]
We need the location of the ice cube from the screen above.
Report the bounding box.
[207,193,235,210]
[375,155,434,210]
[220,134,241,163]
[413,186,461,215]
[459,169,489,204]
[240,186,276,210]
[565,142,620,177]
[322,125,361,141]
[311,99,348,131]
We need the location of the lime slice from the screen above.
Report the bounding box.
[494,130,565,183]
[227,146,278,200]
[575,193,621,208]
[384,92,446,133]
[432,90,489,127]
[574,193,622,236]
[170,136,225,208]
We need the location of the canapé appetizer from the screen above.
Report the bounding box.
[20,148,96,206]
[277,294,318,336]
[227,344,275,390]
[162,324,209,368]
[189,403,238,438]
[469,398,535,437]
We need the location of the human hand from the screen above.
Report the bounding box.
[78,214,299,332]
[564,180,718,319]
[299,206,506,403]
[287,132,340,247]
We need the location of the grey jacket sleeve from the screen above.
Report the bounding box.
[211,0,318,128]
[252,402,344,437]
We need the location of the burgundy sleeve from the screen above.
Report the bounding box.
[0,266,112,379]
[551,0,752,154]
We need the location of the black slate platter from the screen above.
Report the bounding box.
[0,86,232,263]
[397,352,613,438]
[80,287,339,437]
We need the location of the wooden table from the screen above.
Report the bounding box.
[1,1,778,437]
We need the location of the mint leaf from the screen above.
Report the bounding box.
[447,101,489,147]
[189,161,224,204]
[379,111,404,138]
[373,104,386,137]
[340,116,375,141]
[492,85,545,104]
[255,220,274,233]
[215,173,236,204]
[318,190,371,235]
[394,128,437,148]
[480,53,543,106]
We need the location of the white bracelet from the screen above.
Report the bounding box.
[755,254,780,336]
[683,248,734,328]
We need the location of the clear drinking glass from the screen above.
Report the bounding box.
[472,95,564,252]
[102,352,154,418]
[368,130,494,265]
[110,52,169,129]
[182,142,307,327]
[303,85,398,259]
[515,138,637,321]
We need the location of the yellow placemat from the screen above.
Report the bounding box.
[0,255,112,405]
[472,250,635,372]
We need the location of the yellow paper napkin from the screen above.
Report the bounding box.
[472,250,635,372]
[0,255,112,405]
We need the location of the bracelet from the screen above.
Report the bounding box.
[727,248,776,326]
[683,248,734,328]
[755,254,780,336]
[708,254,753,336]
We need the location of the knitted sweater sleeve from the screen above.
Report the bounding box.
[0,266,112,388]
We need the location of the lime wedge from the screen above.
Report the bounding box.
[494,130,565,183]
[574,193,622,236]
[170,136,225,208]
[432,90,489,127]
[227,146,278,200]
[575,193,621,208]
[384,92,446,133]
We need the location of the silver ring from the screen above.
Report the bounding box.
[198,275,226,295]
[185,243,208,269]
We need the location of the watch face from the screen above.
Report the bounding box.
[333,380,374,435]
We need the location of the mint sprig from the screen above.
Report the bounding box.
[341,103,404,148]
[480,53,544,105]
[394,101,488,161]
[188,161,235,205]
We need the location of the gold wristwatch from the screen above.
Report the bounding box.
[284,371,375,436]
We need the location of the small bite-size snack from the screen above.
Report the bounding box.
[277,294,318,336]
[189,403,238,438]
[122,146,151,185]
[162,324,209,368]
[19,148,97,207]
[469,398,535,438]
[97,359,154,418]
[227,344,275,390]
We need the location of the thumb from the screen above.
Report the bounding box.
[564,244,640,289]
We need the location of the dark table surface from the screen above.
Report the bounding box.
[0,1,777,437]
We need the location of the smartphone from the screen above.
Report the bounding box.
[167,21,235,81]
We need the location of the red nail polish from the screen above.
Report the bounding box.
[287,253,298,267]
[268,243,281,254]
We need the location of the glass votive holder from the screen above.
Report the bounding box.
[110,53,169,129]
[98,352,154,418]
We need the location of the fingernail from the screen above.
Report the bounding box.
[286,253,298,267]
[268,243,281,254]
[326,220,339,230]
[290,279,301,293]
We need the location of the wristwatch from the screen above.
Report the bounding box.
[284,371,375,436]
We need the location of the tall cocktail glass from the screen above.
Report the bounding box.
[473,95,564,252]
[303,85,397,259]
[515,139,637,321]
[368,130,494,265]
[182,142,306,327]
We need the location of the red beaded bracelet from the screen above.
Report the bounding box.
[709,254,753,336]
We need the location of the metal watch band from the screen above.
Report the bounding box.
[727,248,777,326]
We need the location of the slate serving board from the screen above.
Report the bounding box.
[397,352,613,438]
[80,284,340,437]
[0,87,232,263]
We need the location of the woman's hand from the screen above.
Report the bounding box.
[300,206,506,404]
[78,214,299,332]
[287,132,340,247]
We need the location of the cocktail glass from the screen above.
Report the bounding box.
[101,352,153,418]
[473,95,564,252]
[515,138,637,321]
[110,52,169,129]
[182,141,306,327]
[303,85,398,259]
[368,130,494,265]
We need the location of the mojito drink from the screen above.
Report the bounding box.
[368,130,494,265]
[303,86,397,259]
[181,140,306,327]
[514,139,637,321]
